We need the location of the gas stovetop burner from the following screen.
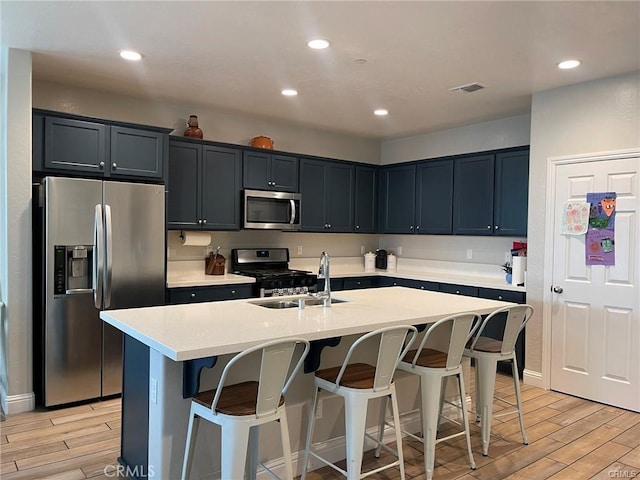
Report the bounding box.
[231,248,318,297]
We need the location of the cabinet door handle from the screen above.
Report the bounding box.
[455,290,460,294]
[416,225,420,230]
[327,224,331,229]
[495,225,499,230]
[191,293,196,298]
[198,219,203,225]
[487,225,491,229]
[99,161,105,168]
[410,225,414,230]
[112,162,117,169]
[356,225,360,229]
[202,219,207,224]
[498,295,503,300]
[231,290,236,295]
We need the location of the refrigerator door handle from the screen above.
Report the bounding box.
[93,204,104,309]
[104,204,113,309]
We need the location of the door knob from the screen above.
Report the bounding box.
[552,286,563,294]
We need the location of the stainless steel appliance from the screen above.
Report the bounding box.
[231,248,317,297]
[243,189,301,230]
[34,177,165,407]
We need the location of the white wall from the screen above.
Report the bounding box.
[0,48,34,414]
[381,113,531,165]
[33,80,380,165]
[526,71,640,379]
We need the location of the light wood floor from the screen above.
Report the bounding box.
[1,372,639,480]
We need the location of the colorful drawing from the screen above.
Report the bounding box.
[561,202,590,235]
[585,192,616,266]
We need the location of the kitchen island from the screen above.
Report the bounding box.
[101,286,516,479]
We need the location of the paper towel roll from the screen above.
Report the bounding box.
[180,231,211,247]
[512,256,527,286]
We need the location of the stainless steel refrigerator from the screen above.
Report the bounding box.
[35,177,165,407]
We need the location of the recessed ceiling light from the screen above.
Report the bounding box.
[307,39,330,50]
[281,89,298,96]
[120,50,142,61]
[558,59,581,70]
[374,109,388,116]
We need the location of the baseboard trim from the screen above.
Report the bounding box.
[1,389,35,415]
[523,369,545,389]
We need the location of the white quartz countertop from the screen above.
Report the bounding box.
[100,287,516,362]
[166,271,255,288]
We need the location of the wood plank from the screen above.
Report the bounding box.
[0,441,68,463]
[15,438,119,470]
[88,398,121,411]
[2,424,110,452]
[553,441,631,478]
[491,407,561,439]
[1,419,53,437]
[607,411,640,430]
[469,437,564,480]
[7,412,119,444]
[63,428,118,449]
[1,448,120,480]
[501,457,566,480]
[1,435,7,445]
[546,400,606,426]
[612,422,640,448]
[547,424,625,464]
[80,452,121,478]
[505,420,564,445]
[0,405,92,427]
[547,407,625,444]
[39,469,85,480]
[589,461,640,480]
[547,395,591,412]
[51,404,121,425]
[1,462,18,474]
[618,444,640,469]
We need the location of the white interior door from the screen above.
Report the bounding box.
[550,152,639,412]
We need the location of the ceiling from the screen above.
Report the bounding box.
[2,1,639,140]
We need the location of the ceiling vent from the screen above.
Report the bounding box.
[449,82,485,93]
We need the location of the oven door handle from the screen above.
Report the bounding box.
[289,199,296,224]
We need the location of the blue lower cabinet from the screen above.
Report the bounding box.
[167,285,253,304]
[439,283,479,297]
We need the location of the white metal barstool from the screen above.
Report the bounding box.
[181,337,310,480]
[376,312,481,480]
[300,325,418,480]
[464,304,534,456]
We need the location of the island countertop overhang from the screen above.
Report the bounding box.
[100,286,516,362]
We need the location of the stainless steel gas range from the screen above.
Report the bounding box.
[231,248,317,297]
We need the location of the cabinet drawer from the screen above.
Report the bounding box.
[343,277,378,290]
[168,285,253,304]
[478,288,525,304]
[439,283,479,297]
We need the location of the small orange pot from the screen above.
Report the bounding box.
[250,136,274,149]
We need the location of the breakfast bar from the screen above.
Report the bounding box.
[100,286,516,479]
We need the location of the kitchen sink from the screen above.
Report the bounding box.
[250,296,348,309]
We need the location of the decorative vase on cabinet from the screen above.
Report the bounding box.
[184,115,203,139]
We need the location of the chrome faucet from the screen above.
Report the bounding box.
[315,251,331,307]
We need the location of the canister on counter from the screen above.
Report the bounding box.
[364,252,376,271]
[387,253,397,272]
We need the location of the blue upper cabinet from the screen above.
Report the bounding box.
[379,164,416,233]
[354,166,377,233]
[299,158,354,232]
[453,148,529,236]
[379,159,454,234]
[494,149,529,236]
[243,151,298,192]
[167,139,242,231]
[37,110,170,180]
[415,159,454,234]
[453,154,495,235]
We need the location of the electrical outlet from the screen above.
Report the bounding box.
[466,249,473,260]
[315,398,323,419]
[397,246,403,256]
[360,245,365,254]
[504,251,511,263]
[297,245,303,255]
[150,378,158,404]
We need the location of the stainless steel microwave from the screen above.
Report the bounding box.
[243,189,301,230]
